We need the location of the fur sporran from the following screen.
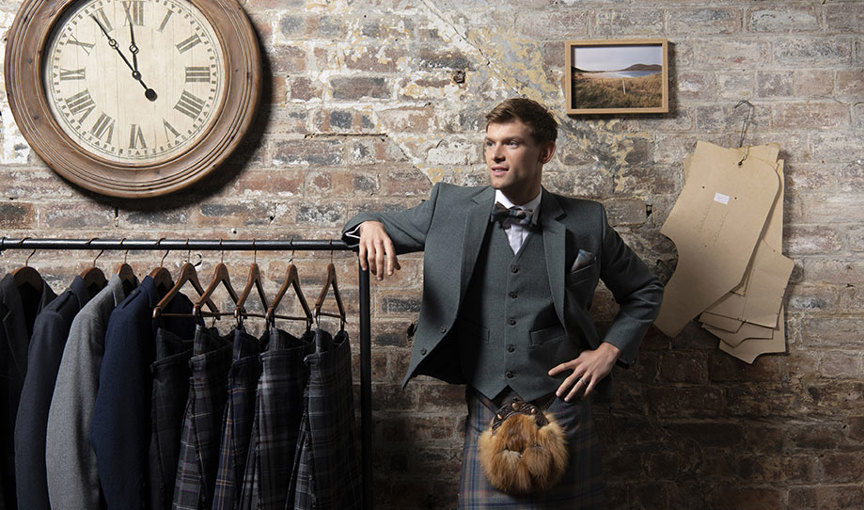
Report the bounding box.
[477,397,569,496]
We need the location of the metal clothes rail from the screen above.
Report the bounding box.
[0,237,373,510]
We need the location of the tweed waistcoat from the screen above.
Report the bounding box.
[458,224,577,401]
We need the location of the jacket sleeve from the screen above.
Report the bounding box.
[597,205,664,366]
[341,182,443,254]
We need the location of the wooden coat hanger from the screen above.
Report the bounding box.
[152,243,217,318]
[266,255,313,329]
[80,244,108,294]
[115,239,138,295]
[149,239,174,295]
[193,244,239,318]
[235,243,269,322]
[12,245,43,293]
[313,248,346,329]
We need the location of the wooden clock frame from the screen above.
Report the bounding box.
[4,0,262,198]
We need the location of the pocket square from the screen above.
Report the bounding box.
[570,249,595,271]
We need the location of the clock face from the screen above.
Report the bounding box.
[44,0,226,165]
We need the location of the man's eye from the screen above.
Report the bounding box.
[507,141,519,147]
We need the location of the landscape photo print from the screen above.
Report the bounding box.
[566,39,669,115]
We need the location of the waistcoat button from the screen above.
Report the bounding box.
[507,344,515,353]
[507,318,516,326]
[506,371,514,378]
[420,348,427,355]
[509,292,517,299]
[510,265,519,273]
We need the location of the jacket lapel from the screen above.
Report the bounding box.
[459,187,495,302]
[540,189,568,328]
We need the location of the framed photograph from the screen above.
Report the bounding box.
[565,39,669,115]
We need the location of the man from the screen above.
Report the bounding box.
[342,98,663,508]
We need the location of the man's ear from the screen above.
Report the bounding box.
[539,142,556,164]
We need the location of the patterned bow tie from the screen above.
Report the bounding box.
[490,202,538,229]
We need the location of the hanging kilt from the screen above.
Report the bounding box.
[289,328,362,510]
[458,389,604,510]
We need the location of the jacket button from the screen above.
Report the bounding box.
[439,326,447,333]
[507,344,515,353]
[510,265,519,273]
[509,292,517,299]
[506,371,514,378]
[420,348,427,355]
[507,318,516,326]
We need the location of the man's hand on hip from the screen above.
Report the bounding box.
[548,342,621,401]
[358,221,401,281]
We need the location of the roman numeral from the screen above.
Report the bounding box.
[185,66,210,83]
[174,90,205,119]
[65,90,96,121]
[157,9,173,32]
[92,8,112,32]
[163,119,180,140]
[122,1,144,26]
[59,68,86,81]
[176,34,201,53]
[129,124,147,149]
[91,113,115,143]
[67,35,95,55]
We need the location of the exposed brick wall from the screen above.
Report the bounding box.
[1,0,862,508]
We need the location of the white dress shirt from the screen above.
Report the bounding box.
[494,189,542,254]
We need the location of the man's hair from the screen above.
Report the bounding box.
[485,98,558,144]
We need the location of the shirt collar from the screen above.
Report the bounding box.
[494,189,542,214]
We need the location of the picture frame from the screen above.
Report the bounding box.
[565,38,669,115]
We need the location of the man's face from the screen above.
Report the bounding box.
[485,120,555,205]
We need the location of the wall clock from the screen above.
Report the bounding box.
[5,0,262,198]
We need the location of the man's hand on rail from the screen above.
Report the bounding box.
[357,221,401,281]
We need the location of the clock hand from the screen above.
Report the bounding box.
[92,16,157,101]
[129,23,139,73]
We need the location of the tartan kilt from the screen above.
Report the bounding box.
[459,389,604,510]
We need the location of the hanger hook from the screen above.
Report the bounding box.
[155,238,168,267]
[93,248,105,267]
[119,237,129,264]
[219,239,224,264]
[734,99,755,149]
[289,238,295,264]
[329,239,334,264]
[252,239,257,264]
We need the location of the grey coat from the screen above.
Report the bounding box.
[343,183,664,399]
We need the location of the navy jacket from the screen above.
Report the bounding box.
[90,276,195,510]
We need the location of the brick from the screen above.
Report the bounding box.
[793,487,864,510]
[657,351,708,384]
[515,9,589,38]
[273,139,344,166]
[294,202,346,226]
[288,76,324,102]
[376,107,437,133]
[837,69,864,99]
[756,71,794,98]
[847,416,864,443]
[0,202,35,228]
[795,69,835,98]
[38,202,114,229]
[595,9,665,37]
[269,45,307,74]
[669,8,742,35]
[821,351,863,379]
[231,169,304,197]
[784,225,844,254]
[804,258,864,285]
[726,383,803,417]
[801,317,864,349]
[677,72,714,100]
[748,7,820,33]
[774,38,852,67]
[647,386,725,418]
[789,194,864,224]
[774,102,850,129]
[810,131,863,164]
[664,422,743,448]
[826,4,864,32]
[196,202,273,227]
[708,486,782,508]
[708,351,785,382]
[695,40,770,68]
[331,76,390,100]
[786,283,841,312]
[603,198,646,226]
[849,225,864,252]
[344,46,405,73]
[805,381,864,414]
[821,452,864,483]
